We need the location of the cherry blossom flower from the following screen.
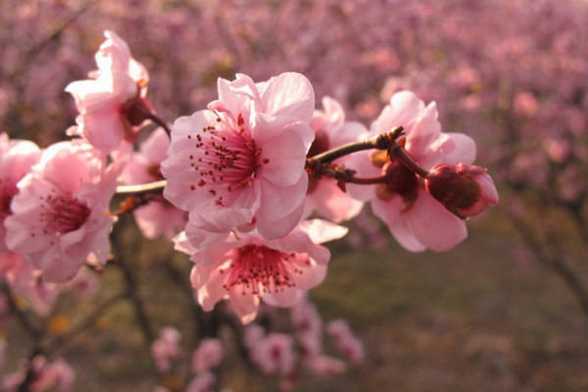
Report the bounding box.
[425,163,499,218]
[192,338,224,374]
[250,333,296,376]
[347,91,479,252]
[176,219,347,323]
[162,72,315,240]
[121,128,186,239]
[305,97,365,223]
[5,141,116,282]
[151,327,182,372]
[65,31,150,153]
[0,133,41,253]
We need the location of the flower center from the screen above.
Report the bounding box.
[221,244,306,295]
[0,179,17,218]
[187,113,263,207]
[41,193,91,234]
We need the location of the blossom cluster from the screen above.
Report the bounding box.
[0,31,497,329]
[151,297,364,392]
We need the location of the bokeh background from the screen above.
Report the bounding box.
[1,0,588,390]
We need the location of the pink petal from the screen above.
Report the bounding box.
[370,91,425,134]
[307,179,364,223]
[404,102,442,162]
[140,128,170,164]
[298,219,349,244]
[258,129,307,186]
[371,198,426,252]
[420,132,477,169]
[260,72,315,126]
[256,175,308,239]
[228,288,260,324]
[404,191,467,251]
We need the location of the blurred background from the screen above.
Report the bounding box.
[1,0,588,390]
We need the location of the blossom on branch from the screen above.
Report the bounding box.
[5,141,117,282]
[175,219,347,324]
[347,91,482,252]
[305,97,366,223]
[162,72,315,240]
[65,31,151,153]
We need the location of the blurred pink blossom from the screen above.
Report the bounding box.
[5,140,116,282]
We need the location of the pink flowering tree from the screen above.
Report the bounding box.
[0,26,500,391]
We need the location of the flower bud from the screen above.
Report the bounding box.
[425,163,498,218]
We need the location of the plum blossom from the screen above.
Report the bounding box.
[176,219,347,324]
[192,338,224,373]
[5,141,117,282]
[65,31,150,153]
[121,128,185,238]
[347,91,480,251]
[162,72,315,240]
[305,97,365,223]
[151,327,182,372]
[425,163,499,218]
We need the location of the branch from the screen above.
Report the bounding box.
[0,283,41,339]
[306,126,404,167]
[508,212,588,322]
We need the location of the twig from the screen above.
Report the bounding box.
[115,258,155,344]
[0,283,41,339]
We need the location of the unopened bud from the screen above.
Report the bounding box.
[425,163,498,218]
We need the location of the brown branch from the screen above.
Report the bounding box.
[508,212,588,322]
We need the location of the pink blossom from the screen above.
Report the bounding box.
[162,72,315,240]
[176,219,347,324]
[5,140,116,282]
[425,163,499,218]
[192,338,224,374]
[305,97,365,223]
[65,31,151,153]
[151,327,182,372]
[346,91,478,252]
[326,320,365,364]
[121,128,186,239]
[250,333,296,376]
[186,372,215,392]
[0,133,41,253]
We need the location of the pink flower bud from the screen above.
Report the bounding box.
[425,163,499,218]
